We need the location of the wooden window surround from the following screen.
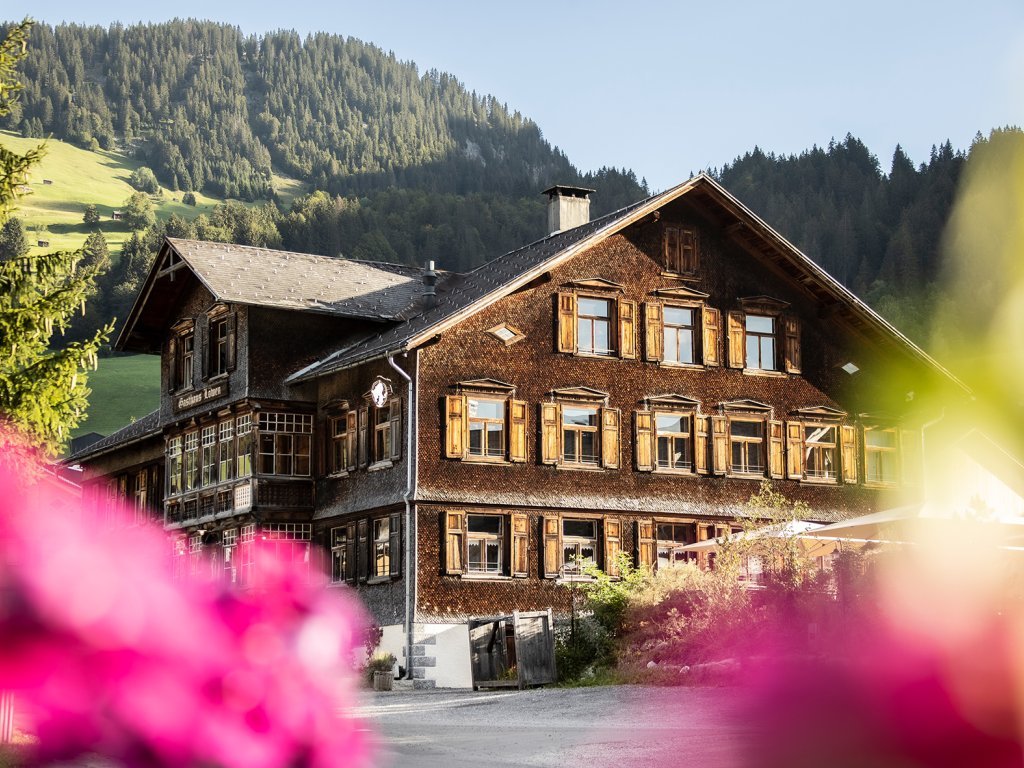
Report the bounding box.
[635,394,705,475]
[555,279,636,360]
[710,400,783,480]
[643,287,720,367]
[167,320,195,393]
[663,224,700,275]
[863,425,899,487]
[541,514,622,579]
[444,379,527,464]
[444,510,529,579]
[355,513,401,583]
[726,296,800,375]
[539,388,619,471]
[205,306,237,380]
[786,407,851,485]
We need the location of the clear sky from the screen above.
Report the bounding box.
[9,1,1024,192]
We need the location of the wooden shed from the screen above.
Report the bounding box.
[467,609,556,690]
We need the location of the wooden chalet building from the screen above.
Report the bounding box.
[67,175,966,687]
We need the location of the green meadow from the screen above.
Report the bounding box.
[73,354,161,440]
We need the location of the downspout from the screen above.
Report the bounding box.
[386,351,416,681]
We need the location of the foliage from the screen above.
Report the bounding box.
[122,190,155,230]
[128,165,160,194]
[0,216,26,259]
[366,652,396,673]
[81,202,99,226]
[181,190,196,206]
[0,19,111,456]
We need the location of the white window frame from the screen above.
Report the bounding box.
[729,417,765,476]
[655,411,693,472]
[466,514,504,575]
[561,405,600,466]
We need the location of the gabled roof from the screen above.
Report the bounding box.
[287,174,969,393]
[118,238,439,351]
[65,409,162,464]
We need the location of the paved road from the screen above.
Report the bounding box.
[348,685,759,768]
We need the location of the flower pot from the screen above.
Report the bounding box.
[372,671,393,691]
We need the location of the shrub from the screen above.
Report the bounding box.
[182,191,197,206]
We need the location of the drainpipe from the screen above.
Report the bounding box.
[386,351,415,681]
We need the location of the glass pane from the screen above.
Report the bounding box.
[761,337,776,369]
[594,320,610,352]
[580,430,597,462]
[732,441,744,469]
[564,407,598,426]
[866,429,896,448]
[470,400,503,420]
[485,541,501,571]
[468,540,483,570]
[747,335,761,368]
[663,328,678,362]
[656,414,686,433]
[578,298,610,318]
[748,443,763,471]
[468,515,502,535]
[678,331,694,364]
[468,424,483,454]
[486,423,504,455]
[731,420,761,438]
[664,307,693,326]
[579,321,594,352]
[657,436,670,467]
[563,431,578,462]
[805,426,835,445]
[673,436,689,465]
[563,519,596,538]
[746,315,774,334]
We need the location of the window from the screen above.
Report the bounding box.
[188,533,203,578]
[663,225,699,274]
[556,290,636,359]
[330,526,351,584]
[468,398,505,458]
[445,511,528,577]
[655,412,692,471]
[329,413,356,475]
[663,306,696,365]
[371,400,401,465]
[577,297,613,355]
[467,515,503,574]
[236,415,252,478]
[222,528,237,584]
[657,523,697,569]
[183,431,199,491]
[133,469,148,524]
[487,323,525,346]
[373,518,390,578]
[561,519,598,576]
[201,426,217,487]
[207,313,234,378]
[803,424,837,480]
[445,391,527,463]
[562,406,599,465]
[264,523,311,579]
[865,427,898,485]
[173,331,195,391]
[745,315,776,371]
[218,421,234,483]
[729,419,764,475]
[167,437,182,496]
[238,524,256,586]
[257,412,312,476]
[727,305,800,373]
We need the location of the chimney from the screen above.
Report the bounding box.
[543,185,595,235]
[423,260,438,308]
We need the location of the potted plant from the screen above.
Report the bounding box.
[367,652,396,691]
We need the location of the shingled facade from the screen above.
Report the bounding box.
[68,175,965,687]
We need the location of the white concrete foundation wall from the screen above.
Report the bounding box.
[422,623,472,689]
[377,624,405,676]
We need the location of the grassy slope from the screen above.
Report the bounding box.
[74,354,160,439]
[0,131,307,258]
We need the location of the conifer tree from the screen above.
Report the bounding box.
[0,20,112,456]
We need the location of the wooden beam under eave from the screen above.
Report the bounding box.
[156,260,189,280]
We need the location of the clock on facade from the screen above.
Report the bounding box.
[370,378,391,408]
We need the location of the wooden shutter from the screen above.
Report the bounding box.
[664,225,679,271]
[601,407,620,469]
[358,406,369,467]
[711,416,728,475]
[198,315,209,380]
[681,228,699,272]
[388,512,401,577]
[783,315,801,374]
[357,519,369,582]
[444,394,467,459]
[702,306,721,366]
[635,410,654,472]
[900,429,921,486]
[786,422,804,479]
[225,312,237,371]
[603,518,621,577]
[444,510,465,575]
[644,301,664,361]
[508,399,528,463]
[540,403,560,465]
[839,424,858,484]
[345,410,357,471]
[168,336,178,393]
[556,292,577,353]
[389,398,402,461]
[768,420,785,479]
[635,519,656,570]
[618,299,637,359]
[694,415,710,475]
[727,311,745,368]
[511,513,528,577]
[344,522,356,582]
[542,515,561,578]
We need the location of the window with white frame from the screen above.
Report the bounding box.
[238,524,256,586]
[236,415,252,478]
[577,297,613,355]
[730,419,764,475]
[222,527,238,584]
[167,437,182,496]
[468,398,505,458]
[803,424,837,480]
[745,314,776,371]
[330,526,350,584]
[263,523,312,576]
[655,412,692,471]
[864,427,898,485]
[561,518,597,575]
[188,533,203,578]
[663,306,697,365]
[201,425,217,487]
[467,515,503,574]
[373,518,390,577]
[562,406,600,465]
[657,523,696,569]
[372,405,391,464]
[218,421,234,483]
[329,414,353,474]
[133,468,148,524]
[209,314,230,378]
[183,431,199,491]
[258,413,312,476]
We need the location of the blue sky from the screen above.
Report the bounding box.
[10,1,1024,192]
